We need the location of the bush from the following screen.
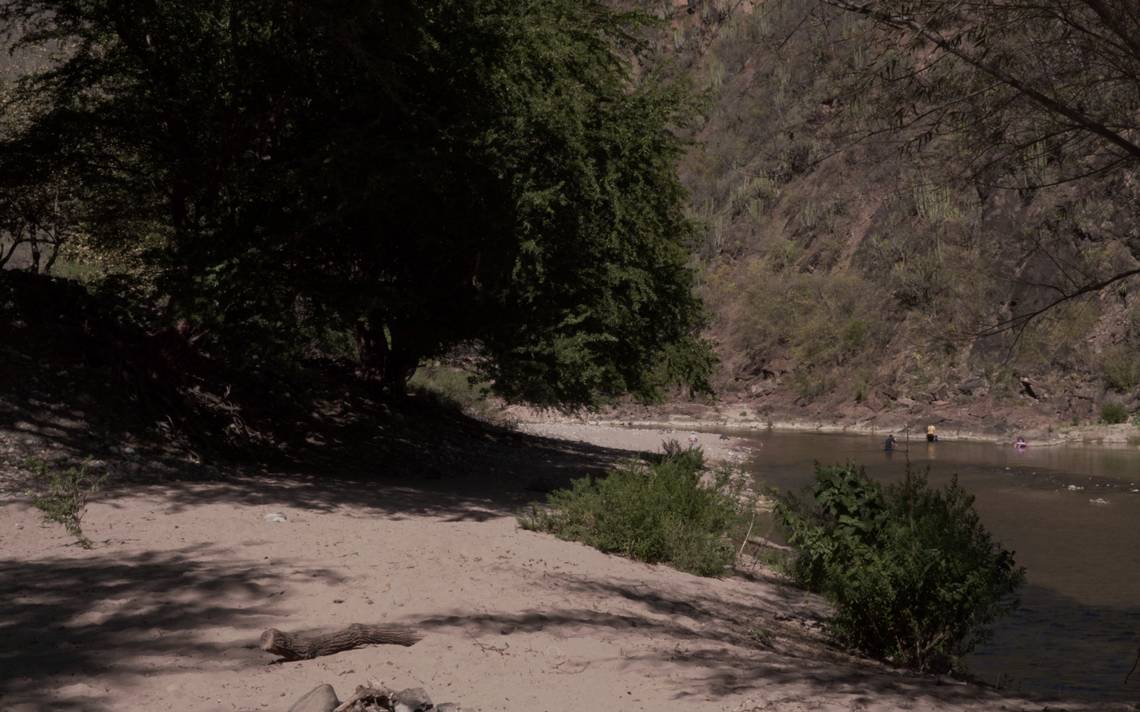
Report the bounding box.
[1100,402,1129,425]
[776,464,1024,672]
[28,459,106,548]
[408,365,493,415]
[1101,346,1140,393]
[520,443,745,576]
[701,258,890,400]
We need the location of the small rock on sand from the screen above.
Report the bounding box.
[393,687,432,712]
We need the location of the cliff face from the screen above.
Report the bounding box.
[662,0,1140,422]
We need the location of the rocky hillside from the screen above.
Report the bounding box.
[3,3,1138,427]
[662,0,1140,424]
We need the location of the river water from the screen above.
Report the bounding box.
[738,430,1140,702]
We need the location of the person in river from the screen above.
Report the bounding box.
[926,424,938,442]
[1015,436,1027,450]
[884,434,897,452]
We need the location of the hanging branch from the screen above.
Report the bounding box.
[821,0,1140,160]
[977,267,1140,337]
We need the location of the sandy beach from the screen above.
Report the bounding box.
[0,421,1126,712]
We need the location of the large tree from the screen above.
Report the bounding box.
[0,0,711,405]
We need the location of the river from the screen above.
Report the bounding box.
[740,430,1140,702]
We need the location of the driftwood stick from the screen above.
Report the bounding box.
[260,623,422,661]
[737,510,757,558]
[747,535,793,552]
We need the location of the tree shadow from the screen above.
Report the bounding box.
[2,367,634,525]
[413,571,1134,709]
[0,546,342,712]
[0,272,640,519]
[109,416,636,522]
[968,583,1140,702]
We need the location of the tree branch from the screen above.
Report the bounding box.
[977,267,1140,337]
[821,0,1140,160]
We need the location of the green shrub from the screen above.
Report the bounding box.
[1101,345,1140,393]
[520,443,745,576]
[1100,402,1129,425]
[28,459,106,549]
[776,464,1024,672]
[408,365,493,414]
[701,258,890,401]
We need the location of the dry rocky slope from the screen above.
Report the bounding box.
[662,0,1140,426]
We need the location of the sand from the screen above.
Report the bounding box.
[516,421,747,461]
[0,423,1124,712]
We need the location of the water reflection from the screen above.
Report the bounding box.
[973,584,1140,699]
[739,430,1140,702]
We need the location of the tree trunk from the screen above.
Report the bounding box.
[28,225,41,274]
[259,623,422,661]
[354,313,389,380]
[381,321,420,395]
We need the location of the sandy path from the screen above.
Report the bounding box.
[0,425,1124,712]
[517,421,746,462]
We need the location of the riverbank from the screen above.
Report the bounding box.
[512,401,1140,447]
[517,421,750,462]
[3,415,1131,712]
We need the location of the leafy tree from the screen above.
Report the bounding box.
[0,41,77,274]
[0,162,76,273]
[0,0,711,405]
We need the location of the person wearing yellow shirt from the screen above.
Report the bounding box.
[926,424,938,442]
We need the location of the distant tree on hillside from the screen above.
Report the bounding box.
[0,0,712,405]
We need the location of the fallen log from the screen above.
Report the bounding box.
[260,623,422,661]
